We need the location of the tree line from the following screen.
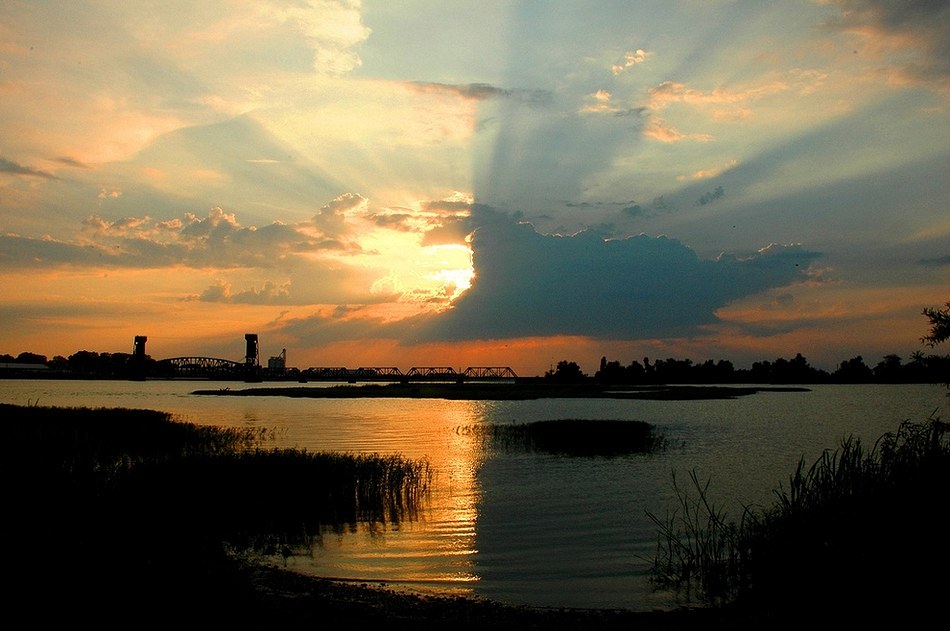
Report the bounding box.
[546,301,950,385]
[0,350,176,379]
[543,351,948,385]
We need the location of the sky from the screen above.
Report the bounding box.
[1,0,948,377]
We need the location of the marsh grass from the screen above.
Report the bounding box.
[3,402,432,610]
[459,419,676,457]
[647,415,950,615]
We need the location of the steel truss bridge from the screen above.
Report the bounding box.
[160,357,517,382]
[300,365,518,382]
[161,356,250,379]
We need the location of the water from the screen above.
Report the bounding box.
[2,379,946,610]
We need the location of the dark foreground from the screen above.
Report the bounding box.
[228,562,779,630]
[8,550,932,630]
[6,401,941,629]
[3,549,804,630]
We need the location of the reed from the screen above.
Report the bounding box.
[3,403,432,568]
[647,415,950,615]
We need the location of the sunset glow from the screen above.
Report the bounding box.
[1,1,947,376]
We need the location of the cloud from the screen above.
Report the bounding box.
[396,207,821,342]
[643,117,713,143]
[406,81,553,105]
[420,217,475,247]
[611,49,650,75]
[918,254,950,267]
[579,90,648,117]
[0,157,57,179]
[697,186,726,206]
[196,279,291,304]
[54,157,91,169]
[678,160,740,182]
[1,206,355,271]
[822,0,950,84]
[311,192,367,239]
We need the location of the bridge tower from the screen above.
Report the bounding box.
[244,333,260,367]
[130,335,148,381]
[133,335,147,359]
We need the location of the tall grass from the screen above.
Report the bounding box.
[646,416,950,615]
[3,403,432,585]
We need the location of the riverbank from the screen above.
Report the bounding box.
[228,561,783,630]
[192,382,810,400]
[175,557,926,629]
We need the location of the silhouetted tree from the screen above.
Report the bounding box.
[626,359,646,381]
[921,300,950,391]
[545,360,586,383]
[653,357,694,383]
[873,354,903,383]
[922,301,950,347]
[833,356,874,383]
[595,357,627,384]
[749,359,773,383]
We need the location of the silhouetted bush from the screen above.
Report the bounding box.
[648,416,949,622]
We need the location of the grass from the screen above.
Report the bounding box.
[646,414,949,619]
[2,402,432,622]
[459,418,677,457]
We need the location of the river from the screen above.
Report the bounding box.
[2,379,946,611]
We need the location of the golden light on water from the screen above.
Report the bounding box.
[268,399,488,592]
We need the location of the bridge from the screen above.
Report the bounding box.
[161,356,249,379]
[298,365,518,382]
[139,334,517,381]
[158,357,517,382]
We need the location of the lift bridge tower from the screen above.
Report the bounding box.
[244,333,260,367]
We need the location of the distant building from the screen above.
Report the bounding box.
[268,349,287,371]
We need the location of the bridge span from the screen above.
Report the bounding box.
[300,366,518,382]
[159,357,517,382]
[141,334,517,381]
[162,356,246,379]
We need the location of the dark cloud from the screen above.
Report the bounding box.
[0,234,110,266]
[420,216,474,246]
[698,186,725,206]
[53,156,91,169]
[0,157,57,179]
[918,254,950,266]
[407,207,820,342]
[407,81,553,105]
[825,0,950,81]
[621,204,648,218]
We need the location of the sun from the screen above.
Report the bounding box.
[427,244,474,303]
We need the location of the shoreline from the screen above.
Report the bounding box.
[192,382,811,400]
[234,561,780,629]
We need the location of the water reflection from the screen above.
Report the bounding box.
[266,398,490,596]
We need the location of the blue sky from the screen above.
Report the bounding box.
[1,1,947,375]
